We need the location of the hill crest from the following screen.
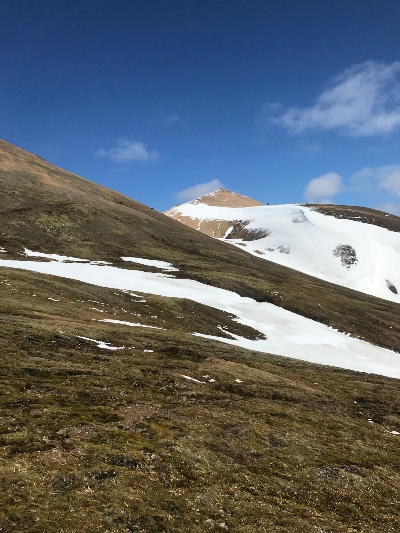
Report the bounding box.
[165,193,400,304]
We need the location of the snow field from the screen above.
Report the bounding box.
[171,203,400,303]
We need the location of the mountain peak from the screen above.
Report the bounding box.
[165,188,264,239]
[188,188,264,208]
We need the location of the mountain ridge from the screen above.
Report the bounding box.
[181,188,264,207]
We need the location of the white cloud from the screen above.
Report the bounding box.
[175,179,224,202]
[297,141,321,156]
[270,60,400,137]
[303,172,343,203]
[303,163,400,209]
[380,169,400,196]
[375,202,400,216]
[96,139,159,163]
[352,164,400,196]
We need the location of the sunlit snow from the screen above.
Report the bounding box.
[170,203,400,303]
[24,249,90,262]
[77,336,124,350]
[122,257,179,271]
[182,375,206,384]
[98,318,162,329]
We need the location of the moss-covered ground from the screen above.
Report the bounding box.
[0,269,399,532]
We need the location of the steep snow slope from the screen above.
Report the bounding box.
[167,197,400,304]
[0,251,399,378]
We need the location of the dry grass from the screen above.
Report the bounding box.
[0,140,400,357]
[0,269,399,532]
[1,140,400,531]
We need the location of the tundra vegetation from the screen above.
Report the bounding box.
[0,140,399,531]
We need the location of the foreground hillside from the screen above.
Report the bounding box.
[1,249,399,377]
[0,140,400,531]
[1,268,400,532]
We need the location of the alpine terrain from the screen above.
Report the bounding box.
[166,189,400,304]
[0,140,400,532]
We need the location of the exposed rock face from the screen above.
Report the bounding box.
[165,189,263,238]
[187,189,264,208]
[333,244,358,269]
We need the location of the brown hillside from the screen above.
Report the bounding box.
[0,139,399,355]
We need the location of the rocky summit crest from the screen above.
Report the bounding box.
[187,188,264,208]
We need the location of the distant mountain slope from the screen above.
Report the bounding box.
[166,188,264,237]
[1,140,399,357]
[1,267,400,533]
[309,203,400,233]
[166,190,400,304]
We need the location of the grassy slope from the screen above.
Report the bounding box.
[0,269,399,532]
[0,140,399,353]
[1,140,400,531]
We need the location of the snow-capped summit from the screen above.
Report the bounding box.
[175,188,264,208]
[166,190,400,304]
[165,189,264,238]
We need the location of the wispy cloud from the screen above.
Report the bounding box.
[296,141,321,156]
[375,202,400,216]
[268,60,400,137]
[175,179,224,202]
[303,172,343,203]
[303,164,400,212]
[96,139,159,163]
[159,111,182,125]
[352,164,400,196]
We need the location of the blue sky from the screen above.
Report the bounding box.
[1,1,400,213]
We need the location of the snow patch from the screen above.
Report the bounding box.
[0,256,399,378]
[23,249,90,263]
[182,375,206,384]
[97,318,162,329]
[121,257,178,271]
[77,336,124,351]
